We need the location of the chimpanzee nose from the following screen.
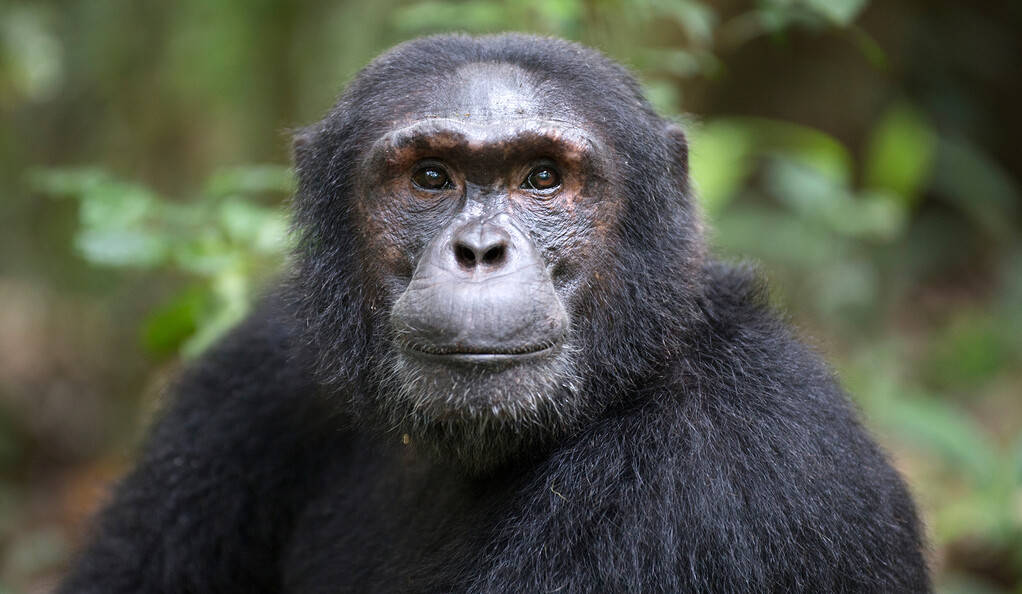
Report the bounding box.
[452,221,511,270]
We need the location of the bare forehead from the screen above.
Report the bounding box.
[416,61,569,122]
[366,62,595,156]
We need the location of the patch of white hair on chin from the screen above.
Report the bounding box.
[367,343,588,468]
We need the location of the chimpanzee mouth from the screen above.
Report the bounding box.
[399,339,560,366]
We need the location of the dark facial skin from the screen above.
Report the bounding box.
[369,118,606,358]
[351,63,623,468]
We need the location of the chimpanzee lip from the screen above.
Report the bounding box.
[399,339,559,364]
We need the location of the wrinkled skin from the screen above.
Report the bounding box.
[358,67,624,468]
[59,34,931,594]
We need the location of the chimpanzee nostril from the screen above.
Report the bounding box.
[452,221,512,271]
[482,245,506,266]
[454,243,478,268]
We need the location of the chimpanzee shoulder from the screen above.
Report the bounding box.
[461,261,929,593]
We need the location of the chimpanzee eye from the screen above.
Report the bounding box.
[523,166,561,191]
[412,166,451,190]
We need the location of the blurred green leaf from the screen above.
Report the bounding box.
[218,199,289,253]
[714,203,882,316]
[800,0,868,25]
[714,205,847,266]
[641,79,683,116]
[765,157,906,240]
[35,165,290,357]
[181,272,249,358]
[810,256,878,316]
[74,228,168,267]
[77,181,159,230]
[884,395,999,484]
[25,167,107,196]
[853,358,1000,486]
[863,102,936,205]
[141,286,210,356]
[637,48,704,79]
[847,26,887,69]
[926,312,1011,390]
[204,165,294,198]
[172,234,240,276]
[747,119,853,184]
[689,120,754,215]
[650,0,717,46]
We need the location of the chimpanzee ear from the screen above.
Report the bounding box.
[665,123,689,180]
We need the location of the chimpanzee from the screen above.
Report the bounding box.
[59,33,930,593]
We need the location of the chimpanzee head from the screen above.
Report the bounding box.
[291,34,704,472]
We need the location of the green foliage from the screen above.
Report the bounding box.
[850,348,1022,549]
[30,166,292,357]
[863,101,937,205]
[694,115,921,320]
[793,0,869,26]
[926,312,1012,391]
[689,120,755,214]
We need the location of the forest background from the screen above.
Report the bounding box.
[1,0,1020,592]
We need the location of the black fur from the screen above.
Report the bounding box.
[60,34,930,593]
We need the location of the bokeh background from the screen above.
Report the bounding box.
[1,0,1020,591]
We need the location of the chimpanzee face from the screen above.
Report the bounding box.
[352,63,623,467]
